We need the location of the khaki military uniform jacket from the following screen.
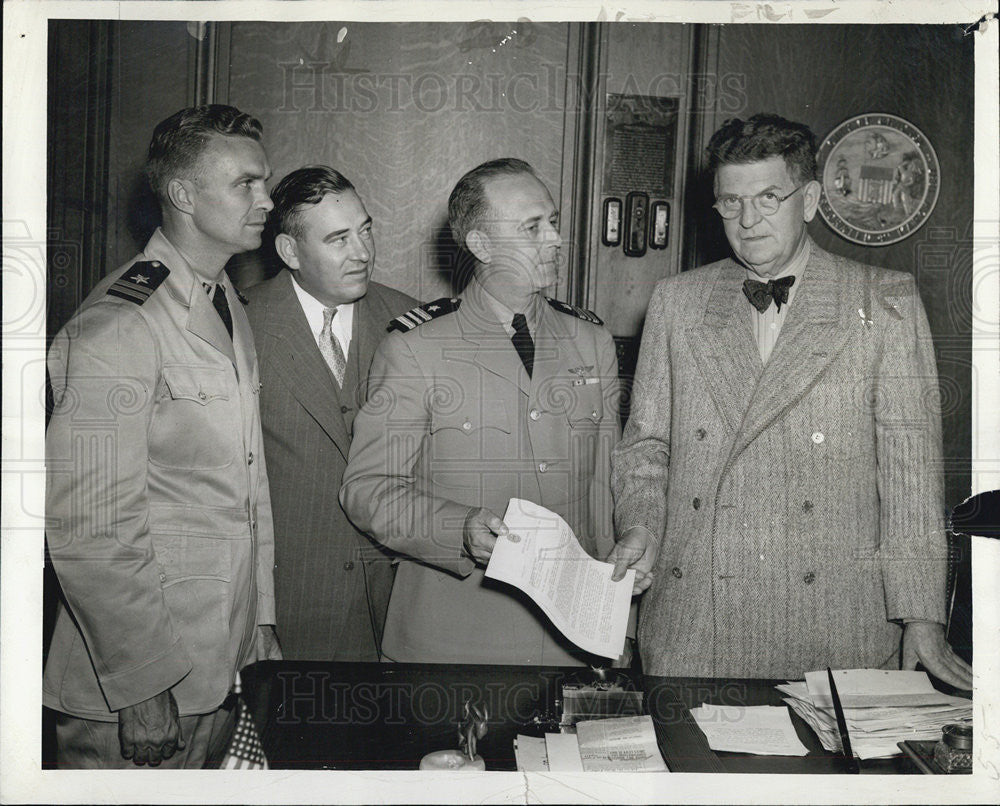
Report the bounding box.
[612,242,947,678]
[341,275,620,665]
[43,229,275,720]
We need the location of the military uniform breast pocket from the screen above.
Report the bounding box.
[563,384,605,429]
[428,404,513,470]
[149,365,236,470]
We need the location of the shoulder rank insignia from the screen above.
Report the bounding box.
[545,297,603,325]
[106,260,170,305]
[387,297,462,332]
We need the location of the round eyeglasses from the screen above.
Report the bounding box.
[713,185,804,219]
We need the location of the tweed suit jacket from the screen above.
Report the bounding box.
[612,240,947,678]
[243,270,416,660]
[341,275,621,665]
[44,228,275,720]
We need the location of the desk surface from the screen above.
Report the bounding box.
[243,661,916,774]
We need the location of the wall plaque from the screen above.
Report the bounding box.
[817,113,940,246]
[603,94,679,198]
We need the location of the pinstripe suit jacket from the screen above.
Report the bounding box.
[244,271,416,660]
[612,241,947,678]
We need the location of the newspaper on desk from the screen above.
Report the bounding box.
[485,498,633,658]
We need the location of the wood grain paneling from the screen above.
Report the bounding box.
[587,23,694,337]
[226,22,572,301]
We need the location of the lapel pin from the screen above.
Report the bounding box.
[857,307,874,327]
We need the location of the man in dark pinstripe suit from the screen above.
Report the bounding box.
[244,166,416,660]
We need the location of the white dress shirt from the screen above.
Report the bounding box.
[745,238,810,364]
[290,274,355,358]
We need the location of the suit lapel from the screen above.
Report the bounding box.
[533,300,585,392]
[259,273,352,458]
[350,287,390,408]
[185,287,238,368]
[458,279,530,397]
[684,261,762,434]
[730,246,852,459]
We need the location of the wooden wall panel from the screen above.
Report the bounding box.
[225,21,572,301]
[587,23,693,337]
[105,21,193,270]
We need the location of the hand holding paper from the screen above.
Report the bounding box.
[485,499,634,658]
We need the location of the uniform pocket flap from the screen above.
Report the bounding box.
[152,533,231,586]
[429,402,511,434]
[161,365,230,404]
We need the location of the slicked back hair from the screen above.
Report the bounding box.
[269,166,357,240]
[145,105,263,204]
[706,113,818,185]
[447,158,537,251]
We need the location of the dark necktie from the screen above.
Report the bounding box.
[511,313,534,378]
[212,284,234,339]
[742,275,796,313]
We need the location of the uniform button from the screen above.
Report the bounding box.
[538,462,548,473]
[803,571,816,584]
[529,409,541,421]
[695,428,707,440]
[343,561,355,571]
[692,497,701,510]
[462,421,472,431]
[248,451,254,465]
[671,567,683,579]
[198,391,208,401]
[803,500,814,512]
[812,432,825,444]
[341,405,350,414]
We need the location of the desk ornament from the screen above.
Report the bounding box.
[418,699,490,770]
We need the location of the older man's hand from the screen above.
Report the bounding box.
[902,620,973,690]
[607,527,658,595]
[118,689,185,766]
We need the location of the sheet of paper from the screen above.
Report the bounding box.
[805,669,956,707]
[690,705,809,756]
[576,715,669,771]
[513,735,549,771]
[485,498,634,658]
[544,732,584,771]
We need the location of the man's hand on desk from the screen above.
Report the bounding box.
[118,688,185,766]
[608,527,657,595]
[463,507,509,565]
[902,620,973,690]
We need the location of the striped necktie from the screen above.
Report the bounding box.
[319,306,347,386]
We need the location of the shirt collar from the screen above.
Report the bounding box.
[475,276,543,334]
[744,236,811,284]
[289,273,356,340]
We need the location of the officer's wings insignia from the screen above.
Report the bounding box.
[544,297,603,325]
[387,297,462,332]
[106,260,170,305]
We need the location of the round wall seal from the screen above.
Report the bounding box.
[817,113,939,246]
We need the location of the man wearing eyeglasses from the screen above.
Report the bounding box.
[609,114,972,689]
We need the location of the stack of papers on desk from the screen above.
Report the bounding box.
[777,669,972,760]
[515,716,668,772]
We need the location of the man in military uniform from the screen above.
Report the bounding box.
[44,105,280,768]
[341,158,620,665]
